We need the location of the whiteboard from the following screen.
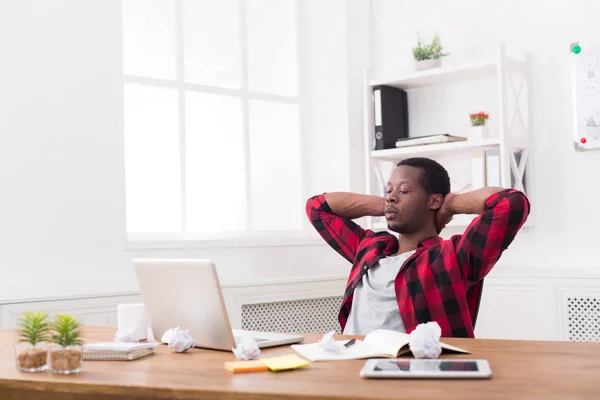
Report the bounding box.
[571,41,600,151]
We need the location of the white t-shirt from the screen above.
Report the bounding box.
[343,250,415,336]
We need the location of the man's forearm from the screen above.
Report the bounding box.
[446,187,505,215]
[323,192,385,219]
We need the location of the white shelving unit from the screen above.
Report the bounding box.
[370,137,501,161]
[363,45,533,232]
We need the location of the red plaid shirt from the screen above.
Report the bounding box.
[306,189,530,338]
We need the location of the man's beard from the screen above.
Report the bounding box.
[388,221,411,234]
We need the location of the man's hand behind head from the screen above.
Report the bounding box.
[435,193,456,233]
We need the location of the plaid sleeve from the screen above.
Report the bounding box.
[455,189,530,283]
[305,194,367,264]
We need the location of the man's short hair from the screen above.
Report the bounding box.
[396,157,451,196]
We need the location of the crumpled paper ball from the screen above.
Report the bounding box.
[160,327,195,353]
[318,330,345,354]
[161,326,181,344]
[408,321,442,359]
[232,336,261,360]
[169,330,195,353]
[114,329,138,343]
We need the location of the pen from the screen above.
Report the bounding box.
[344,339,356,348]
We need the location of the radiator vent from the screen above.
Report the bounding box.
[566,296,600,342]
[241,296,343,334]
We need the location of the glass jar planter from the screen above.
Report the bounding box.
[14,342,48,372]
[48,345,83,374]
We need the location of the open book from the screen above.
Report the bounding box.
[291,329,469,361]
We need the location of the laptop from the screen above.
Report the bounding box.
[133,258,304,351]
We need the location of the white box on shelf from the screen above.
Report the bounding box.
[484,149,501,187]
[471,151,486,190]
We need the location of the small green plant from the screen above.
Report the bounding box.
[412,33,449,61]
[51,314,82,347]
[17,311,50,345]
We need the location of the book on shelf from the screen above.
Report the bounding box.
[395,134,467,148]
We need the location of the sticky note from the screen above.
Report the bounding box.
[224,360,269,373]
[261,354,309,372]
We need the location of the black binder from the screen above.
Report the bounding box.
[373,85,409,150]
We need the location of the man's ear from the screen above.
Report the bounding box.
[429,194,443,211]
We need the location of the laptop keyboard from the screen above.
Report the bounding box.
[234,336,268,344]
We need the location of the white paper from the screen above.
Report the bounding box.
[408,322,442,359]
[374,89,382,126]
[232,336,261,360]
[161,326,181,344]
[114,329,138,343]
[317,330,346,354]
[292,340,386,361]
[168,330,195,353]
[363,329,410,356]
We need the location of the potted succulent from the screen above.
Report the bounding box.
[412,33,449,71]
[14,311,50,372]
[48,314,83,374]
[468,111,490,140]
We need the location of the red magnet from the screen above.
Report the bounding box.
[581,137,587,144]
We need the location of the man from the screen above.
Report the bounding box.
[306,157,530,338]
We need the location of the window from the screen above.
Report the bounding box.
[122,0,304,240]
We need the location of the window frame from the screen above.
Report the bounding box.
[123,0,314,247]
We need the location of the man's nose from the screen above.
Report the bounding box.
[385,192,398,203]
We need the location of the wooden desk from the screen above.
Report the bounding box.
[0,326,598,400]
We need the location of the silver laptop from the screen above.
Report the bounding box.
[133,258,304,351]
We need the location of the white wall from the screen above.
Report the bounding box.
[370,0,599,269]
[0,0,363,300]
[0,0,133,299]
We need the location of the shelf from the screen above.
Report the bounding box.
[371,138,500,161]
[372,214,479,232]
[369,58,526,90]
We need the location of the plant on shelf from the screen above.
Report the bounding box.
[48,314,84,374]
[469,111,489,126]
[412,33,449,70]
[468,111,491,140]
[14,311,51,372]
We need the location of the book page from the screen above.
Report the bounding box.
[440,342,470,354]
[290,340,390,361]
[364,329,410,357]
[363,329,471,356]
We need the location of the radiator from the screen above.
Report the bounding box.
[241,296,343,334]
[566,296,600,342]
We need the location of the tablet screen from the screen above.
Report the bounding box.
[373,360,479,372]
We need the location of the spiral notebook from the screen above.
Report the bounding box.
[82,342,159,361]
